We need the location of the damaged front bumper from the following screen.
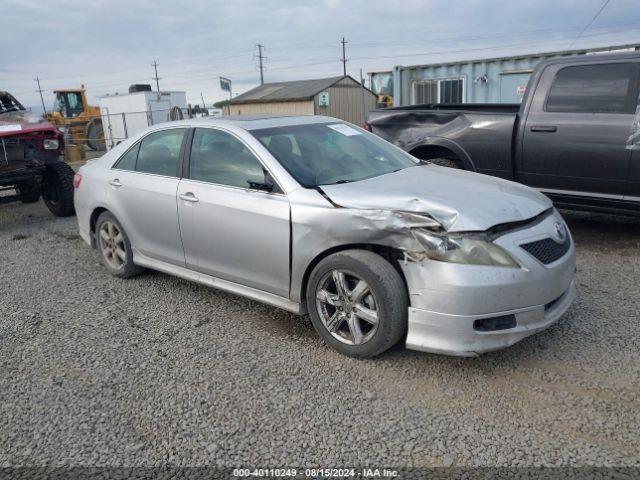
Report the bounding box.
[398,211,577,356]
[405,279,575,356]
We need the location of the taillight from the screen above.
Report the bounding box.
[363,122,372,132]
[73,173,82,189]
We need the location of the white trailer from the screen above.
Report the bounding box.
[98,90,187,149]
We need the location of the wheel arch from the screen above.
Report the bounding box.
[89,206,110,248]
[409,138,476,171]
[298,243,409,312]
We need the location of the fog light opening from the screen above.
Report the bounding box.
[473,315,516,332]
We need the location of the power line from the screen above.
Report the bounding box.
[255,44,266,85]
[151,60,162,92]
[9,18,640,86]
[34,76,46,114]
[10,25,639,105]
[568,0,611,48]
[341,37,348,76]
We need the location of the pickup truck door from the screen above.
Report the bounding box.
[629,149,640,201]
[521,61,640,197]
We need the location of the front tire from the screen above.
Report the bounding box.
[95,212,144,278]
[306,250,408,358]
[42,162,75,217]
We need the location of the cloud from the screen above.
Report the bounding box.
[2,0,638,109]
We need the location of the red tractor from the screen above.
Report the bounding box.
[1,91,75,216]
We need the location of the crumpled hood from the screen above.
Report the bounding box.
[0,110,56,138]
[320,165,552,232]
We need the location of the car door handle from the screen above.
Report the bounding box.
[530,125,557,133]
[108,179,122,187]
[179,192,199,203]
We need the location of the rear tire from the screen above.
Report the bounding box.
[306,249,408,358]
[95,212,144,278]
[428,157,463,169]
[42,162,75,217]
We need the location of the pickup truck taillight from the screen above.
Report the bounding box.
[363,122,372,132]
[73,173,82,189]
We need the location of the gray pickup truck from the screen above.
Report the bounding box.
[365,52,640,216]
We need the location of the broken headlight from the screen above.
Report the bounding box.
[411,230,520,268]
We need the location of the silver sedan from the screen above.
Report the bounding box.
[74,115,576,358]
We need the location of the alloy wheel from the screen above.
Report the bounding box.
[99,221,126,270]
[315,269,379,345]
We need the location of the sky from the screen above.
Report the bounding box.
[2,0,639,111]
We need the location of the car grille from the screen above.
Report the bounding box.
[520,238,571,265]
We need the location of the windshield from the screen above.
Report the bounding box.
[54,92,83,118]
[250,122,418,187]
[0,92,25,114]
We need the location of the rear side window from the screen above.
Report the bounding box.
[113,143,139,171]
[112,129,186,176]
[189,128,266,188]
[136,129,185,176]
[545,63,638,114]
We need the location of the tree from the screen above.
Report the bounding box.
[213,99,230,109]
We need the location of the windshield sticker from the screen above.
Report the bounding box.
[0,124,22,133]
[328,124,361,136]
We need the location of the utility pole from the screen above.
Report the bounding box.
[34,76,46,114]
[151,60,161,92]
[255,44,266,85]
[340,37,348,76]
[359,68,366,124]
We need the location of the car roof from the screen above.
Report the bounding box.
[536,51,640,68]
[160,114,341,131]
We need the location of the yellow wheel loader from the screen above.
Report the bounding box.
[46,87,105,151]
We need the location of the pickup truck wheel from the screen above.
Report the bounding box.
[429,158,463,169]
[306,250,408,358]
[95,212,144,278]
[42,162,75,217]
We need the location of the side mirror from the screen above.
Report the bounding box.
[247,180,274,192]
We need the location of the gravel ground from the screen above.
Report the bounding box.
[0,199,639,471]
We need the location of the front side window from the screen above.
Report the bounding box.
[546,63,637,114]
[189,128,267,188]
[251,122,417,187]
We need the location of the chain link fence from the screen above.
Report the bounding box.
[101,106,196,150]
[62,107,219,154]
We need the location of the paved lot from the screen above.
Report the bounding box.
[0,199,639,469]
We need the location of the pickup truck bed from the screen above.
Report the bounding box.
[366,52,640,216]
[367,104,520,180]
